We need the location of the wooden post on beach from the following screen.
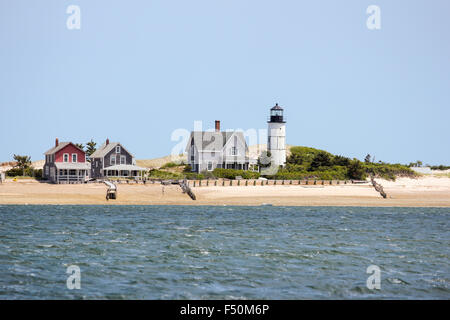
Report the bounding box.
[245,180,248,186]
[237,180,240,186]
[215,180,217,186]
[253,180,256,186]
[193,181,196,187]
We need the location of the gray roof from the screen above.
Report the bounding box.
[55,162,90,170]
[186,131,248,151]
[44,142,72,155]
[90,142,134,159]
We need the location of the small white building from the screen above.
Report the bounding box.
[267,103,286,167]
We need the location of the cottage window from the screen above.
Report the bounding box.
[111,155,116,165]
[63,154,69,162]
[231,147,237,156]
[120,155,126,165]
[207,162,213,171]
[116,146,121,153]
[72,154,77,163]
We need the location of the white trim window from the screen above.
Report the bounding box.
[116,146,121,153]
[63,153,69,162]
[110,155,116,165]
[230,147,237,156]
[72,154,77,163]
[207,161,213,171]
[120,155,126,165]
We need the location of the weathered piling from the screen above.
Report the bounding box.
[179,179,196,200]
[370,175,387,198]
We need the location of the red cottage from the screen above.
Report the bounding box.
[43,138,90,183]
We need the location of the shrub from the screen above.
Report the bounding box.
[348,160,367,180]
[212,168,260,179]
[6,167,42,178]
[160,162,180,169]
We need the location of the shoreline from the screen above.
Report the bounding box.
[0,176,449,207]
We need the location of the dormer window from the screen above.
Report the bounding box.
[116,146,121,153]
[63,153,69,162]
[72,154,77,163]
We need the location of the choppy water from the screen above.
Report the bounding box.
[0,205,449,299]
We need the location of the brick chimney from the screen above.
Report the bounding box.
[106,138,110,145]
[55,138,59,147]
[215,120,220,132]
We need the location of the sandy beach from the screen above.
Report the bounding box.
[0,176,449,207]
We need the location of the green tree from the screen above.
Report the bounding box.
[333,155,351,166]
[85,139,97,160]
[309,151,332,171]
[364,154,371,163]
[75,143,84,150]
[287,151,305,165]
[13,154,32,176]
[348,159,366,180]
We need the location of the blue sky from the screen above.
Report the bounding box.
[0,0,449,165]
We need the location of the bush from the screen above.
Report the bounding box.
[147,169,183,180]
[348,160,367,180]
[6,167,42,179]
[160,162,180,169]
[212,168,260,179]
[363,163,416,180]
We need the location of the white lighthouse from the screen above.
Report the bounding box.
[267,103,286,167]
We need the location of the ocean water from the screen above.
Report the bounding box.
[0,205,448,299]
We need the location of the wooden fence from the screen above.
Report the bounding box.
[187,179,367,187]
[96,178,368,187]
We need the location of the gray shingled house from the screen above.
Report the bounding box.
[185,121,250,173]
[90,139,146,179]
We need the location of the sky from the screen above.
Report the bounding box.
[0,0,449,165]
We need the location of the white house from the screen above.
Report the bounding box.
[185,121,250,173]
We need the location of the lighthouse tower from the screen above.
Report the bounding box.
[267,103,286,167]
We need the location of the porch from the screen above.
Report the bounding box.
[102,164,147,179]
[54,162,91,184]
